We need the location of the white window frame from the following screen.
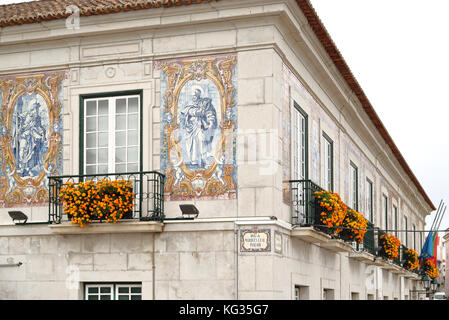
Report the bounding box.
[365,178,373,222]
[412,224,416,250]
[292,103,307,181]
[85,283,114,300]
[84,283,142,300]
[404,216,408,246]
[393,204,398,236]
[349,162,358,210]
[83,94,141,175]
[382,194,388,230]
[322,133,333,191]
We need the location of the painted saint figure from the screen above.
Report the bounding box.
[180,89,217,169]
[12,98,47,177]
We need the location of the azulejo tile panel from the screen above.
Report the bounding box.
[0,70,66,207]
[157,54,238,200]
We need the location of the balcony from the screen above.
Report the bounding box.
[48,171,165,234]
[288,180,423,275]
[348,221,376,263]
[289,180,331,244]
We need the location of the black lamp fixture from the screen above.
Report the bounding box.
[8,211,28,224]
[179,204,199,219]
[431,278,439,292]
[422,274,431,291]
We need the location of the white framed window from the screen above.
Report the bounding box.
[322,133,333,191]
[382,195,388,230]
[393,205,398,236]
[116,284,143,300]
[404,216,408,246]
[292,102,307,181]
[294,285,309,300]
[349,162,358,210]
[412,224,416,250]
[365,179,373,222]
[85,284,114,300]
[323,288,334,300]
[85,283,142,300]
[83,93,140,175]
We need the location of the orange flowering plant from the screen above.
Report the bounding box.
[339,208,369,243]
[379,233,401,260]
[423,259,439,279]
[59,179,135,227]
[314,190,348,236]
[403,248,419,271]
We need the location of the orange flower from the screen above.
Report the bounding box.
[60,178,135,227]
[379,233,401,260]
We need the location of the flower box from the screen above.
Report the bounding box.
[59,179,135,227]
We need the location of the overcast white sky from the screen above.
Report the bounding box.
[0,0,447,234]
[310,0,449,234]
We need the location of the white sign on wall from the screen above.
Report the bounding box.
[240,229,271,253]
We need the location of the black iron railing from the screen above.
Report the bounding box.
[48,171,165,224]
[360,221,376,255]
[289,180,324,227]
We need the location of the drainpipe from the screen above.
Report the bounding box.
[152,234,156,300]
[234,222,239,300]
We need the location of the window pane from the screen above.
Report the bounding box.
[99,133,108,148]
[118,295,129,300]
[86,133,97,148]
[128,97,138,113]
[131,287,141,294]
[98,100,108,115]
[116,147,126,163]
[86,101,97,116]
[98,165,108,174]
[128,130,138,145]
[86,149,96,164]
[86,117,96,132]
[127,163,138,172]
[88,295,99,300]
[86,165,96,174]
[116,132,126,147]
[100,287,111,294]
[131,295,142,300]
[116,115,126,130]
[100,295,111,300]
[128,114,138,130]
[98,149,108,163]
[88,287,99,294]
[115,164,126,173]
[128,147,138,162]
[116,98,127,114]
[118,287,129,294]
[98,116,108,131]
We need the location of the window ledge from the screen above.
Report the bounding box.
[348,250,375,264]
[291,227,331,244]
[320,238,353,253]
[49,220,164,235]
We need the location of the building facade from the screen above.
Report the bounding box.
[0,0,434,300]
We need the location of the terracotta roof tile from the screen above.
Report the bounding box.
[0,0,213,27]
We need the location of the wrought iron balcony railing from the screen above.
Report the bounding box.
[354,221,376,256]
[289,179,324,227]
[48,171,165,224]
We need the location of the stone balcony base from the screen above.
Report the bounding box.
[291,227,331,244]
[49,221,164,235]
[348,250,376,264]
[320,239,353,253]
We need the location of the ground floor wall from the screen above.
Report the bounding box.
[0,220,421,300]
